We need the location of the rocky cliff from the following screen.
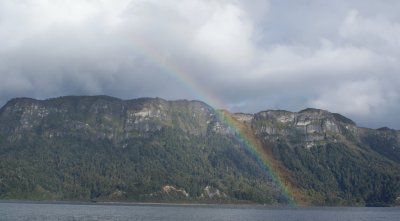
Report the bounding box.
[0,96,399,205]
[232,108,400,205]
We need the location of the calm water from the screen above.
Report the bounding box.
[0,202,399,221]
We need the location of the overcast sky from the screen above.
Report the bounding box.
[1,0,399,129]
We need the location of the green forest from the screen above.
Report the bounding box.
[0,96,399,206]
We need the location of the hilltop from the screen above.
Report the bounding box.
[0,96,399,206]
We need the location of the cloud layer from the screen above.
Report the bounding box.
[1,0,399,129]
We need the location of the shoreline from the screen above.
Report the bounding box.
[1,199,397,208]
[0,199,270,208]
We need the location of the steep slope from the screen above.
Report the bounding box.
[359,127,400,163]
[246,108,400,206]
[221,111,308,204]
[0,96,282,203]
[0,96,399,206]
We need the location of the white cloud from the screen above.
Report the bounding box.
[192,2,256,67]
[1,0,400,128]
[309,80,386,117]
[340,9,400,54]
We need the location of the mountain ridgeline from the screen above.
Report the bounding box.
[0,96,399,206]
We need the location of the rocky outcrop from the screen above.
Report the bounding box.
[162,185,189,197]
[0,95,399,205]
[249,108,358,148]
[0,96,220,141]
[200,185,226,199]
[1,96,397,158]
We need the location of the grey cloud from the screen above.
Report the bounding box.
[0,0,400,129]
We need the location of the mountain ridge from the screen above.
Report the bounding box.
[0,95,399,206]
[3,95,396,130]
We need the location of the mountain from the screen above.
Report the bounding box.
[0,96,399,206]
[246,108,400,206]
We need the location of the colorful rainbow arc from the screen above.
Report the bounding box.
[217,111,296,204]
[127,37,297,205]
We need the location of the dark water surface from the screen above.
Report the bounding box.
[0,201,399,221]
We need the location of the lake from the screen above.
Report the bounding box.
[0,201,399,221]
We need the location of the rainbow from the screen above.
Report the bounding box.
[127,37,297,205]
[217,111,296,205]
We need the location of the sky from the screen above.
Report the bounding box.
[0,0,399,129]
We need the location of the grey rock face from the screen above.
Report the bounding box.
[0,96,399,205]
[0,96,219,142]
[0,97,397,153]
[251,108,359,148]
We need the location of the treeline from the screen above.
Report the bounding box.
[0,128,280,203]
[269,141,400,206]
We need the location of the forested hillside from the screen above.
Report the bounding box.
[0,96,399,206]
